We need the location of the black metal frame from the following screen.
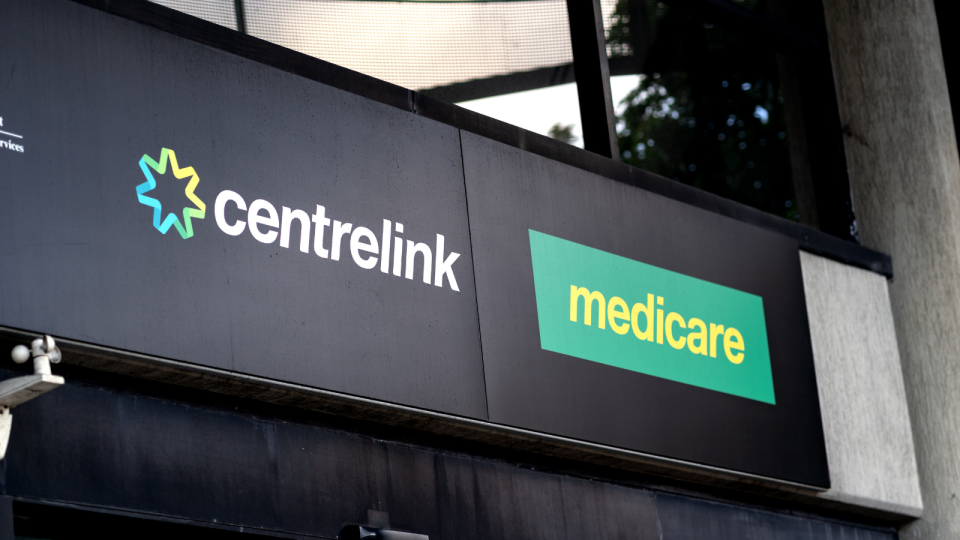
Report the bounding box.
[233,0,246,34]
[421,57,643,103]
[566,0,620,158]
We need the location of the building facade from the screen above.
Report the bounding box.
[0,0,958,538]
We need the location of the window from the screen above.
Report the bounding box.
[149,0,856,239]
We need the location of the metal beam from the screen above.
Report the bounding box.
[421,64,576,104]
[234,0,246,34]
[420,58,642,104]
[566,0,619,159]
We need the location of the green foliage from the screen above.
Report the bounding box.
[609,0,799,221]
[548,122,579,145]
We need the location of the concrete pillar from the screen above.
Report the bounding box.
[821,0,960,536]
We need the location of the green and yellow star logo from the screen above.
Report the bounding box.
[135,148,206,239]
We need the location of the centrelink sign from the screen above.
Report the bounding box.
[137,148,462,292]
[0,0,829,488]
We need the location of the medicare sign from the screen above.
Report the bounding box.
[530,230,775,404]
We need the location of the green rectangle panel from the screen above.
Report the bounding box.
[530,230,775,404]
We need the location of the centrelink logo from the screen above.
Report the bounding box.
[135,148,461,292]
[136,148,206,239]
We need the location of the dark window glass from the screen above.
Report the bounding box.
[610,0,801,220]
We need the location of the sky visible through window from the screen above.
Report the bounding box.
[457,75,641,148]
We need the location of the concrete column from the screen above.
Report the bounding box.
[821,0,960,536]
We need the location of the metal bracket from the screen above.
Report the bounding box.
[339,525,428,540]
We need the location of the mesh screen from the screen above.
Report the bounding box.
[152,0,620,93]
[246,0,572,90]
[150,0,238,31]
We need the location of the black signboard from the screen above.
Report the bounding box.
[0,0,829,487]
[0,0,486,418]
[462,132,828,486]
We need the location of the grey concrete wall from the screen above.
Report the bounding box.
[800,252,922,518]
[821,0,960,536]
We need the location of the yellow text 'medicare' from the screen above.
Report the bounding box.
[570,285,745,364]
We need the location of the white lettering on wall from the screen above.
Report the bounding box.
[213,190,461,291]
